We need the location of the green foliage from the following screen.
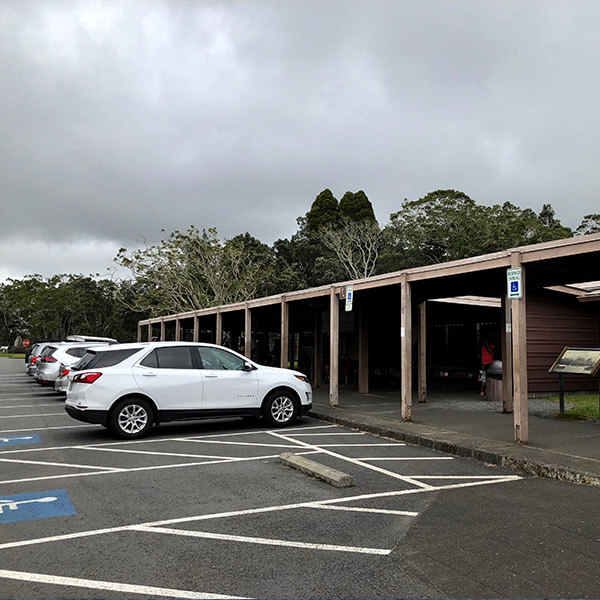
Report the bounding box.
[381,190,573,271]
[305,189,339,232]
[0,275,140,344]
[576,214,600,235]
[338,190,377,223]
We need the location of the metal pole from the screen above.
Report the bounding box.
[558,373,565,414]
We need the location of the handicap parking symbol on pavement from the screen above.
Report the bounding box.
[0,434,42,447]
[0,490,76,524]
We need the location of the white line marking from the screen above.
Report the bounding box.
[79,447,233,460]
[0,425,89,433]
[0,453,282,486]
[313,443,406,447]
[411,475,518,479]
[0,413,65,419]
[0,569,247,599]
[0,477,521,551]
[310,505,419,517]
[0,457,121,471]
[0,404,61,408]
[132,525,392,555]
[270,431,433,489]
[356,457,454,461]
[288,432,365,437]
[179,439,300,449]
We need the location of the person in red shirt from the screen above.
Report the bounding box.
[479,339,495,396]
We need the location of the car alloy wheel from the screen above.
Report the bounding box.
[263,391,298,427]
[110,398,154,439]
[118,403,149,434]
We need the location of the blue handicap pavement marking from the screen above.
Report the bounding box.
[0,489,76,524]
[0,434,42,447]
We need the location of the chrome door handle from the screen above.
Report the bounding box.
[142,372,157,377]
[205,374,218,378]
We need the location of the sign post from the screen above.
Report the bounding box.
[345,285,354,312]
[507,267,522,299]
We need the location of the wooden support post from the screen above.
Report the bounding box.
[401,275,412,420]
[510,252,528,443]
[175,319,181,341]
[137,324,142,343]
[329,289,339,407]
[193,316,199,342]
[280,299,289,369]
[215,311,222,346]
[147,323,152,342]
[358,308,369,394]
[314,311,322,387]
[160,320,165,342]
[244,306,252,358]
[501,295,513,413]
[418,301,427,403]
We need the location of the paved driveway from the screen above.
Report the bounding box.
[1,360,599,599]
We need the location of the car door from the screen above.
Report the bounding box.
[131,346,203,410]
[197,347,259,411]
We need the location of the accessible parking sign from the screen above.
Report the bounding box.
[0,489,76,524]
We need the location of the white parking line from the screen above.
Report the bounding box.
[270,431,434,490]
[356,457,454,461]
[289,432,365,437]
[309,505,419,517]
[132,525,392,555]
[179,439,301,449]
[0,404,61,408]
[0,413,65,419]
[0,569,247,599]
[0,477,521,551]
[0,425,89,433]
[0,457,121,471]
[79,447,234,460]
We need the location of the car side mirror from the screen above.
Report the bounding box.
[243,361,255,371]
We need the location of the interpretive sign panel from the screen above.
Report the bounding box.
[549,347,600,377]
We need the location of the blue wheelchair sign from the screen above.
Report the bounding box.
[0,434,41,447]
[0,489,76,524]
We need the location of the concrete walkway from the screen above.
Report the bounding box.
[310,386,600,486]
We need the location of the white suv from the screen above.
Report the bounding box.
[65,342,313,439]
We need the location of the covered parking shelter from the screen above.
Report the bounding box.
[138,233,600,445]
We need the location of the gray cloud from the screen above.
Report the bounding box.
[1,1,599,281]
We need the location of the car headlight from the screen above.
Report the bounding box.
[294,375,310,384]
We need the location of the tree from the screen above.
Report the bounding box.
[338,190,377,223]
[576,214,600,235]
[305,189,339,231]
[320,217,382,279]
[115,226,275,315]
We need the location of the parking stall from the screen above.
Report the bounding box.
[0,362,522,599]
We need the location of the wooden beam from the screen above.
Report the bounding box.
[501,295,513,413]
[280,300,289,369]
[358,308,369,394]
[192,316,199,342]
[160,320,165,342]
[215,311,222,345]
[329,289,339,407]
[401,274,412,420]
[147,323,152,342]
[137,324,142,343]
[418,301,427,403]
[244,306,252,358]
[510,252,528,443]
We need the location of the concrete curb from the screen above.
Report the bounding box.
[279,452,356,488]
[308,408,600,487]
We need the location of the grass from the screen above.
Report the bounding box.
[0,353,25,359]
[545,392,600,421]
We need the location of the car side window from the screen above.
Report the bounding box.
[141,347,195,369]
[198,347,245,371]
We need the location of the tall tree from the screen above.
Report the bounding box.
[576,214,600,235]
[338,190,377,223]
[305,189,339,231]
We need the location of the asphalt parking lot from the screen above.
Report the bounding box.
[2,359,600,599]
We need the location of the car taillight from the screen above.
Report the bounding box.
[73,372,102,384]
[32,356,38,364]
[61,368,70,377]
[41,356,57,363]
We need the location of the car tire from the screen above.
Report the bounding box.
[109,397,154,439]
[262,390,298,427]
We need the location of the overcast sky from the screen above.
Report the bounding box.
[1,0,599,283]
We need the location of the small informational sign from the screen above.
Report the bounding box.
[0,489,76,524]
[0,434,41,447]
[549,347,600,376]
[507,267,522,299]
[23,339,30,347]
[345,285,354,312]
